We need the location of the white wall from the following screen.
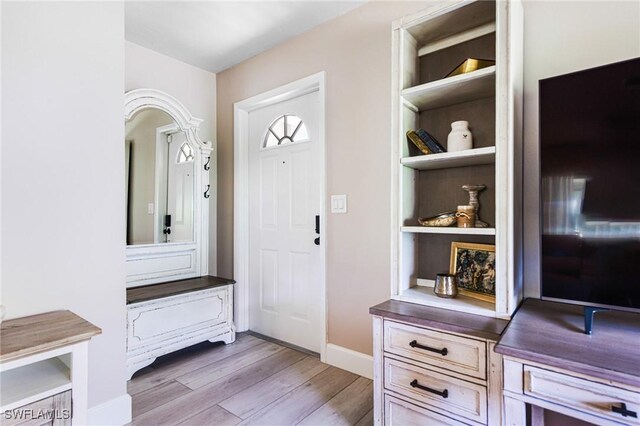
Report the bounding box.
[125,42,218,274]
[1,1,130,423]
[522,0,640,297]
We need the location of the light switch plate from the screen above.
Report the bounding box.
[147,203,154,214]
[331,195,347,214]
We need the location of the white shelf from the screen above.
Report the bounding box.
[0,357,71,411]
[406,1,495,48]
[395,285,496,318]
[402,66,495,111]
[401,226,495,235]
[401,146,495,170]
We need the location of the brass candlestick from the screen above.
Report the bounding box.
[462,184,488,228]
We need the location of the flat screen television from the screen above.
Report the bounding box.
[540,57,640,312]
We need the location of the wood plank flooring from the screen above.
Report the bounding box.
[129,334,373,425]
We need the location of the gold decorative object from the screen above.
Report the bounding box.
[418,211,457,227]
[455,205,476,228]
[445,58,495,78]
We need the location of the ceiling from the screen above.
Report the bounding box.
[125,1,366,73]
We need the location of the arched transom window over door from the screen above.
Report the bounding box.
[263,114,309,148]
[177,142,194,163]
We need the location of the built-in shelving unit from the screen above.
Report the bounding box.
[390,0,523,319]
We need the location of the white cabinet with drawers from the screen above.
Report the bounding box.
[371,302,508,426]
[503,358,640,426]
[496,299,640,426]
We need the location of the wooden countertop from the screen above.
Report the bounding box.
[369,300,509,341]
[495,298,640,388]
[1,310,102,362]
[127,275,235,305]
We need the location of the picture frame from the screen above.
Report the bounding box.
[449,242,496,303]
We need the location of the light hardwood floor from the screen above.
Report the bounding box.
[128,333,374,425]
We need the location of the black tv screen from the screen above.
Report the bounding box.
[540,58,640,312]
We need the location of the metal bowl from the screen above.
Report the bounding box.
[418,211,457,227]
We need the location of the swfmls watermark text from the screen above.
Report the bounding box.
[3,408,71,421]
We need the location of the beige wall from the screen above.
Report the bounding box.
[1,1,128,416]
[217,1,431,355]
[521,0,640,298]
[218,0,640,355]
[125,42,219,272]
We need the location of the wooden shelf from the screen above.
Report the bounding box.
[1,310,101,363]
[0,357,71,411]
[401,146,495,170]
[402,66,495,111]
[395,284,496,318]
[401,226,495,235]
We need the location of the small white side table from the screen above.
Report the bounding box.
[1,311,101,425]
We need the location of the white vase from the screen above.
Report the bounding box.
[447,121,473,152]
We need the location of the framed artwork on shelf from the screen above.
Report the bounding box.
[449,242,496,303]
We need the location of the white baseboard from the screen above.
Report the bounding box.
[325,343,373,379]
[88,393,131,426]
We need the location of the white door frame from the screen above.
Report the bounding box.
[154,123,179,244]
[234,72,327,361]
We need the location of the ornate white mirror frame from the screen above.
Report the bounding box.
[124,88,212,287]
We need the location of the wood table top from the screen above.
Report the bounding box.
[127,275,236,305]
[495,298,640,388]
[370,300,509,341]
[1,310,101,362]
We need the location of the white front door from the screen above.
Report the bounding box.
[248,90,322,353]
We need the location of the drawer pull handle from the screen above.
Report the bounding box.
[410,379,448,398]
[612,403,637,418]
[409,340,448,356]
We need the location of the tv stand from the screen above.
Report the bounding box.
[496,299,640,425]
[583,306,610,335]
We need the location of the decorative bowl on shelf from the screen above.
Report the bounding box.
[418,211,457,227]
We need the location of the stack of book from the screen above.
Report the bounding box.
[406,129,446,155]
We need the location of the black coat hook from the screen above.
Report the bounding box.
[204,185,210,199]
[204,156,211,171]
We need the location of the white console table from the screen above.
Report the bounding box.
[0,311,101,425]
[495,299,640,426]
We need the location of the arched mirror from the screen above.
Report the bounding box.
[125,89,212,286]
[125,108,195,245]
